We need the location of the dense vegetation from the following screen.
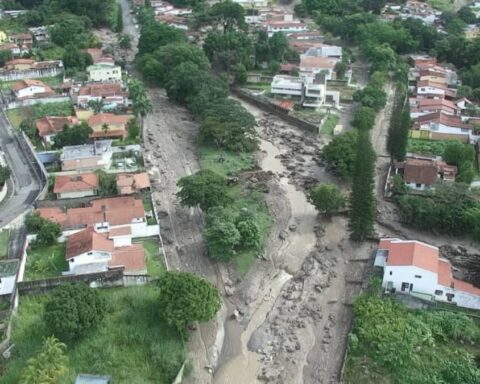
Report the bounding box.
[345,288,480,384]
[386,85,410,162]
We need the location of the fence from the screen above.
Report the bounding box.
[231,88,320,134]
[0,67,63,82]
[16,268,152,295]
[5,95,70,110]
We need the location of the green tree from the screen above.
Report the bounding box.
[25,212,46,233]
[321,130,358,179]
[233,63,247,84]
[386,86,410,161]
[205,207,241,260]
[349,129,376,240]
[116,3,123,32]
[118,33,131,49]
[176,170,232,211]
[138,21,187,55]
[53,122,93,149]
[209,0,246,33]
[20,337,68,384]
[49,14,90,47]
[44,284,106,342]
[0,165,10,186]
[87,99,104,114]
[353,82,387,111]
[235,216,260,248]
[352,106,376,131]
[96,170,118,196]
[156,271,221,331]
[308,183,345,216]
[34,220,61,246]
[62,44,93,71]
[166,62,206,104]
[203,31,253,72]
[335,61,348,79]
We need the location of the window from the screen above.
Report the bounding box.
[446,293,455,302]
[435,290,443,296]
[416,183,422,188]
[414,275,422,279]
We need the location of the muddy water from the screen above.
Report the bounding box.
[213,135,318,383]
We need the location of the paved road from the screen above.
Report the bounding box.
[0,108,42,228]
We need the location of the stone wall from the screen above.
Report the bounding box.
[0,67,63,82]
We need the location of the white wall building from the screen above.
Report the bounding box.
[87,63,122,82]
[375,238,480,310]
[270,74,326,108]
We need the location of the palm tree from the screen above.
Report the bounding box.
[20,336,68,384]
[133,94,153,127]
[101,123,110,134]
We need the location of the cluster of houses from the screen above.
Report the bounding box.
[375,238,480,310]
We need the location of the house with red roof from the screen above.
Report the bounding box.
[12,79,55,100]
[35,116,79,145]
[53,173,99,199]
[64,226,146,275]
[36,195,155,238]
[375,238,480,309]
[87,113,133,140]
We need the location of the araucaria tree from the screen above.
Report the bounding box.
[386,85,410,161]
[44,284,106,342]
[156,271,221,331]
[349,130,376,240]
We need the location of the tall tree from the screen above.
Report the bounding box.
[349,130,376,240]
[209,0,246,33]
[386,86,410,161]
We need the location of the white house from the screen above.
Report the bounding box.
[11,79,54,100]
[60,140,113,171]
[64,226,146,275]
[270,74,326,108]
[86,63,122,82]
[375,238,480,310]
[299,56,338,80]
[263,14,307,37]
[415,111,474,143]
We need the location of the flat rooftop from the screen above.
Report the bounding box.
[62,140,112,161]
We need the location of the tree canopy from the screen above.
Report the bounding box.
[308,183,346,216]
[44,284,106,342]
[321,130,358,180]
[156,271,221,331]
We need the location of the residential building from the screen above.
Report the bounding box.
[65,227,146,275]
[37,195,148,236]
[270,74,326,108]
[414,111,474,143]
[393,155,457,191]
[3,59,63,72]
[410,98,459,118]
[87,113,133,140]
[375,238,480,310]
[60,140,113,171]
[35,116,79,145]
[0,260,19,301]
[116,172,151,195]
[86,63,122,82]
[9,32,33,46]
[263,14,307,37]
[74,83,129,109]
[232,0,268,8]
[301,44,342,60]
[155,14,189,30]
[0,43,22,56]
[53,173,99,199]
[299,56,337,80]
[415,80,457,100]
[28,26,50,42]
[11,79,55,100]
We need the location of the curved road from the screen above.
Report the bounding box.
[0,108,42,228]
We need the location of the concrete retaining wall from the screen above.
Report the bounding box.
[0,68,63,82]
[6,96,70,110]
[231,88,319,134]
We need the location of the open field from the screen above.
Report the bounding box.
[0,286,187,383]
[24,242,68,280]
[199,145,256,177]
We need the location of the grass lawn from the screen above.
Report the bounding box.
[245,83,271,92]
[320,114,339,135]
[24,242,68,280]
[0,229,9,259]
[427,0,454,11]
[199,145,256,177]
[6,108,24,130]
[407,138,461,156]
[134,237,164,278]
[229,186,273,277]
[0,286,187,384]
[326,82,357,102]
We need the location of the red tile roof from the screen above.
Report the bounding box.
[36,116,78,137]
[53,173,99,194]
[87,113,132,128]
[89,129,126,139]
[66,227,114,259]
[116,172,151,195]
[12,79,49,91]
[416,111,473,130]
[109,244,146,272]
[78,83,124,97]
[404,158,439,185]
[380,238,439,273]
[37,196,145,229]
[300,56,336,69]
